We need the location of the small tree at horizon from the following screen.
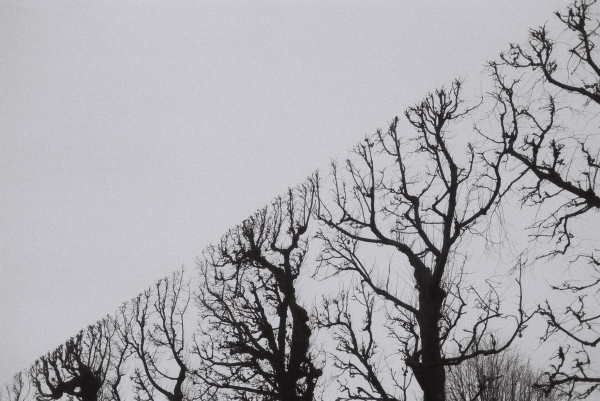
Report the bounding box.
[29,320,116,401]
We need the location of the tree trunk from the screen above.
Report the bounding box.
[77,373,101,401]
[413,282,446,401]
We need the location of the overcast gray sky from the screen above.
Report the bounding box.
[0,0,568,384]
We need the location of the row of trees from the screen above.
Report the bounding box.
[3,1,599,400]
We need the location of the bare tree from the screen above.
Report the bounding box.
[2,372,30,401]
[118,269,202,401]
[446,348,561,401]
[29,320,115,401]
[490,0,600,257]
[315,81,529,401]
[106,322,130,401]
[194,183,322,400]
[314,282,412,401]
[487,0,600,398]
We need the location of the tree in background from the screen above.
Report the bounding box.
[29,320,115,401]
[194,183,322,400]
[487,0,600,397]
[2,372,30,401]
[314,81,529,401]
[446,348,560,401]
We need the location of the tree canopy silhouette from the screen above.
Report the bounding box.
[314,81,529,401]
[5,2,600,401]
[194,183,322,400]
[487,0,600,397]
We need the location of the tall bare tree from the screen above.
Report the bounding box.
[194,183,321,400]
[315,81,529,401]
[487,0,600,397]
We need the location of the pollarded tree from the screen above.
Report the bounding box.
[488,0,600,397]
[29,319,115,401]
[194,183,322,400]
[117,269,204,401]
[491,0,600,257]
[315,81,529,401]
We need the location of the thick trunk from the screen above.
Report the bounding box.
[279,380,295,401]
[170,366,187,401]
[276,257,320,401]
[77,375,101,401]
[412,282,446,401]
[277,294,320,401]
[289,298,321,401]
[414,330,446,401]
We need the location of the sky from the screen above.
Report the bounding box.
[0,0,570,385]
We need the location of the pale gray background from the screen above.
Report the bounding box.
[1,0,566,384]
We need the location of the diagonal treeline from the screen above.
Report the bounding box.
[3,1,600,400]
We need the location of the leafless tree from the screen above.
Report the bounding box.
[117,269,203,401]
[446,348,562,401]
[2,372,31,401]
[490,0,600,257]
[106,322,130,401]
[487,0,600,398]
[194,183,322,400]
[315,81,529,401]
[29,319,115,401]
[314,282,412,401]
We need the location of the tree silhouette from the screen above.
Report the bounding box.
[315,81,529,401]
[446,348,561,401]
[194,183,322,400]
[2,372,30,401]
[7,4,600,401]
[106,321,130,401]
[117,269,204,401]
[29,320,115,401]
[487,0,600,397]
[314,282,412,401]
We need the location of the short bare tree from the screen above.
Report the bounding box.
[29,320,115,401]
[117,269,203,401]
